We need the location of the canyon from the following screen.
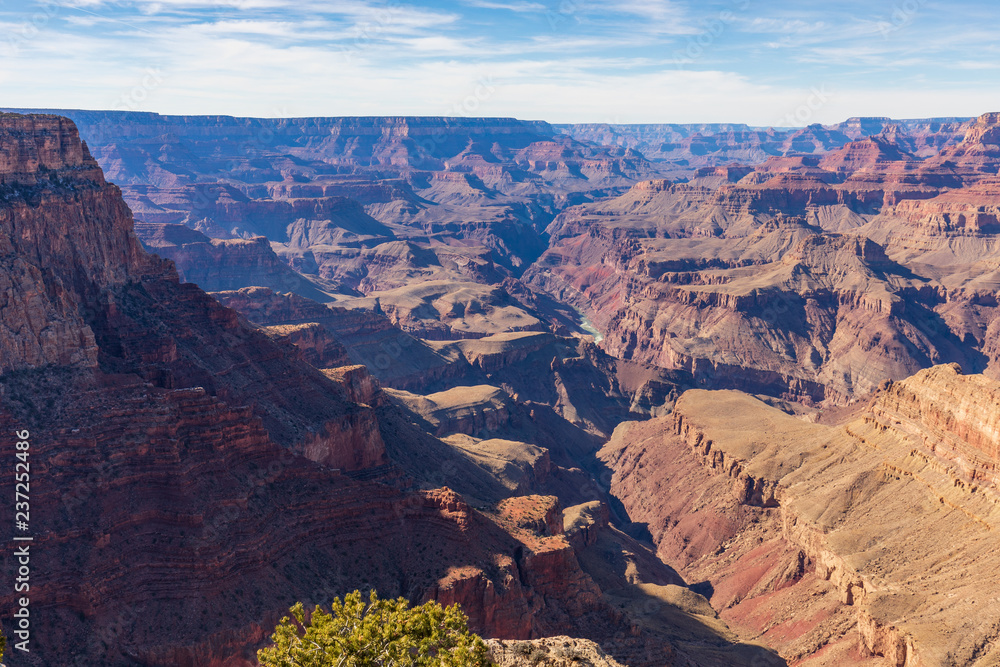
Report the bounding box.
[0,115,771,666]
[3,108,1000,666]
[601,364,1000,666]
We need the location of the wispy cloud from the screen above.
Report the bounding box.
[741,18,827,34]
[458,0,547,12]
[956,61,1000,70]
[0,0,995,123]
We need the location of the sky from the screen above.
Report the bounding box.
[0,0,998,125]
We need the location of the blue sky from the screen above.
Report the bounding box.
[0,0,997,124]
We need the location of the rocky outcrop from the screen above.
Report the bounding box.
[488,636,627,667]
[336,280,549,340]
[0,112,107,183]
[0,115,145,375]
[136,222,337,301]
[871,363,1000,469]
[602,366,1000,665]
[562,501,609,549]
[211,286,464,390]
[264,322,354,369]
[320,365,383,406]
[673,407,781,507]
[388,385,516,438]
[432,332,556,372]
[527,121,1000,403]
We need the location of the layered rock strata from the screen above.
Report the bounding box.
[529,114,1000,403]
[0,114,681,665]
[602,365,1000,665]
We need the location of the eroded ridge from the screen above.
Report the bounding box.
[603,365,1000,665]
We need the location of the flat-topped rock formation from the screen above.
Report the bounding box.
[136,222,339,301]
[333,279,550,340]
[210,286,465,390]
[0,112,105,183]
[556,116,972,170]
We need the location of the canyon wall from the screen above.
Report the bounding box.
[602,365,1000,665]
[528,115,1000,403]
[0,114,673,666]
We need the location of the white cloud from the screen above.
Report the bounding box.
[956,61,1000,70]
[389,35,482,55]
[742,18,826,34]
[458,0,548,12]
[600,0,698,35]
[0,0,996,124]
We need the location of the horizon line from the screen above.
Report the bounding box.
[0,107,988,130]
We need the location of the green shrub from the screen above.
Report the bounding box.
[258,590,492,666]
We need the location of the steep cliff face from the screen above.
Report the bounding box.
[0,114,659,666]
[2,113,780,667]
[2,109,659,281]
[870,363,1000,485]
[0,115,146,374]
[602,366,1000,665]
[528,117,1000,403]
[136,222,339,302]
